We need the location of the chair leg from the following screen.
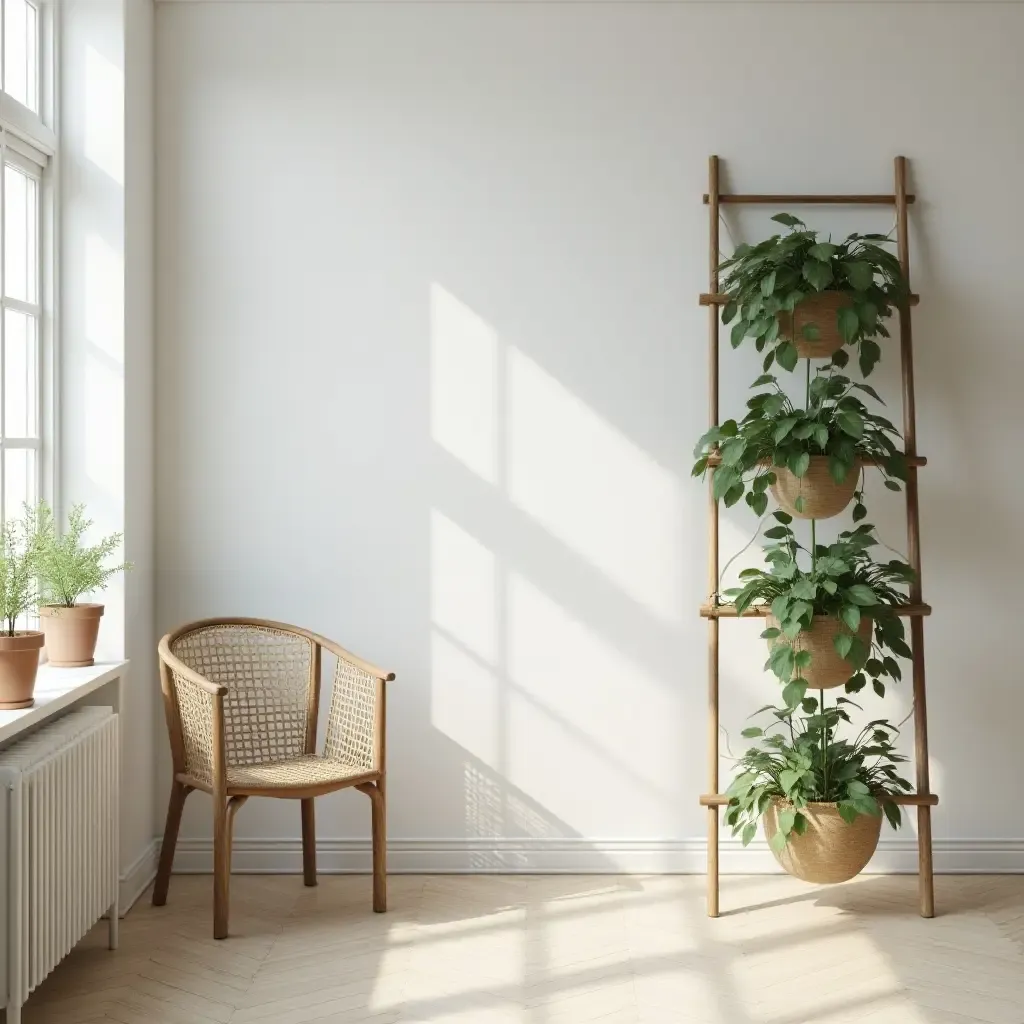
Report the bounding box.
[153,780,191,907]
[370,784,387,913]
[213,795,247,939]
[301,798,317,887]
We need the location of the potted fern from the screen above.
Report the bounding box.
[33,503,130,667]
[0,512,44,707]
[692,369,907,519]
[726,513,913,701]
[719,213,907,376]
[726,699,911,883]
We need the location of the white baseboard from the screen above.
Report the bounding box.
[170,836,1024,876]
[120,838,160,914]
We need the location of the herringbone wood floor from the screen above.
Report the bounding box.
[18,874,1024,1024]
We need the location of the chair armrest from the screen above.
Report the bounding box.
[311,632,394,683]
[159,636,226,788]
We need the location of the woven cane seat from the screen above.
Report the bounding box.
[227,754,370,791]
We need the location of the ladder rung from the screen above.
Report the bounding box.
[699,792,938,808]
[700,603,932,619]
[704,453,927,468]
[700,292,920,307]
[703,193,915,206]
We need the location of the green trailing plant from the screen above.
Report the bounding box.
[718,213,908,376]
[725,699,911,850]
[691,367,907,514]
[0,514,40,636]
[31,502,131,608]
[725,513,913,708]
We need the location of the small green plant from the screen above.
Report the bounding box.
[31,502,130,608]
[725,700,911,850]
[725,514,913,708]
[718,213,907,376]
[691,369,906,514]
[0,514,40,636]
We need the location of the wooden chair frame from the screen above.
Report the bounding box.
[153,617,394,939]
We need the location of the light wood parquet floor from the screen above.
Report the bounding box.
[17,874,1024,1024]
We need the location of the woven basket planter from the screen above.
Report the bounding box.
[766,613,872,689]
[770,456,860,520]
[764,799,882,883]
[777,291,853,359]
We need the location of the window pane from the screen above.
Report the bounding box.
[4,163,37,304]
[4,309,36,437]
[3,0,38,112]
[4,446,34,524]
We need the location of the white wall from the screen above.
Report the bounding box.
[62,0,157,902]
[155,1,1024,871]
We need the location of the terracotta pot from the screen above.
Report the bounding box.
[40,604,104,667]
[764,799,882,884]
[777,291,853,359]
[766,613,872,689]
[0,631,44,708]
[770,456,860,520]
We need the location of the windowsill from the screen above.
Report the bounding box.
[0,660,128,745]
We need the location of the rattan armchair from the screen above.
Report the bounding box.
[153,618,394,939]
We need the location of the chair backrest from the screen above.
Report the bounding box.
[170,622,314,767]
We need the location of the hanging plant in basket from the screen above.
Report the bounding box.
[725,514,914,705]
[692,369,907,519]
[718,213,907,376]
[725,700,912,883]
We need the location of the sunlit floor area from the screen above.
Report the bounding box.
[21,874,1024,1024]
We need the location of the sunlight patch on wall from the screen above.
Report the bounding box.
[430,283,497,484]
[505,571,673,826]
[84,46,124,185]
[430,631,501,772]
[506,346,681,624]
[429,510,501,769]
[85,234,124,361]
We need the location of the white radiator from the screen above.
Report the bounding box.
[0,707,119,1024]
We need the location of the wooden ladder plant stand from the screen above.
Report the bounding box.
[697,156,938,919]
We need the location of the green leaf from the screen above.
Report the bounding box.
[844,261,874,291]
[776,340,798,372]
[741,727,763,739]
[731,320,747,349]
[836,409,864,438]
[837,802,860,825]
[771,213,803,228]
[840,604,861,633]
[722,300,738,325]
[788,451,810,478]
[741,822,757,846]
[782,679,807,708]
[838,306,859,344]
[769,829,788,853]
[884,480,902,491]
[801,322,821,342]
[808,242,837,262]
[852,502,867,522]
[845,584,878,606]
[802,259,833,291]
[828,455,850,484]
[778,806,797,835]
[760,270,777,298]
[833,632,853,659]
[792,812,808,836]
[859,338,881,376]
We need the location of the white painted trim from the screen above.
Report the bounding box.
[170,837,1024,876]
[118,838,159,916]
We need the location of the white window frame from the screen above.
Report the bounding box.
[0,0,55,526]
